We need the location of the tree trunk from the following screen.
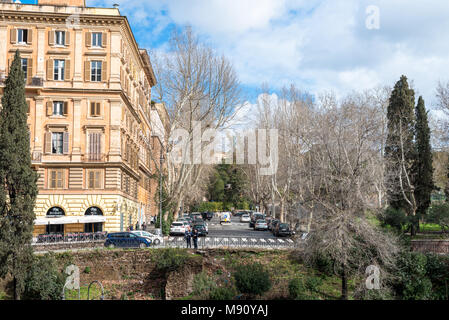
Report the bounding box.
[13,276,20,300]
[341,265,348,300]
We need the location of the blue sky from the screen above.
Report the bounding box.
[19,0,449,108]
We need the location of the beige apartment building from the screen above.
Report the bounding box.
[0,0,165,236]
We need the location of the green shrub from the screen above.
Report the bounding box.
[209,286,237,300]
[426,204,449,233]
[23,254,66,300]
[234,263,271,297]
[152,248,189,273]
[308,253,334,276]
[394,251,433,300]
[379,207,409,233]
[288,277,322,300]
[83,266,91,274]
[193,272,216,299]
[424,253,449,300]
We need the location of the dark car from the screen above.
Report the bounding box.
[104,232,152,248]
[233,210,247,217]
[249,213,265,228]
[270,219,280,234]
[201,211,214,221]
[193,223,208,237]
[274,223,294,237]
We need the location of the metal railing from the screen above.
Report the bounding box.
[34,231,107,244]
[163,236,299,249]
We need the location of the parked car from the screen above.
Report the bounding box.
[250,212,265,228]
[240,214,251,223]
[274,223,294,237]
[254,219,268,231]
[169,222,187,236]
[104,232,152,249]
[190,212,202,220]
[131,230,163,245]
[233,210,248,217]
[270,219,280,233]
[193,223,208,236]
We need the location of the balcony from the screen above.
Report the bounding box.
[82,153,107,162]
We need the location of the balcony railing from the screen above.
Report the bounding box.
[82,153,107,162]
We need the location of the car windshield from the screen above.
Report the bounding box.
[242,215,249,217]
[280,224,289,228]
[172,223,183,227]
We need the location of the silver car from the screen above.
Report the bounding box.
[131,231,164,245]
[240,214,251,223]
[254,219,268,231]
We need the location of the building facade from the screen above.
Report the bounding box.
[0,0,162,236]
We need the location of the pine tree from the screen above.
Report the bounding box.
[414,96,434,219]
[0,51,38,300]
[384,76,417,230]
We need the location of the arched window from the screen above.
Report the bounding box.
[46,207,65,216]
[85,206,103,216]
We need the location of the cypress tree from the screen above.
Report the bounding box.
[0,51,38,300]
[384,76,416,229]
[414,96,434,219]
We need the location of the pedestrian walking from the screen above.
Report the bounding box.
[142,222,146,231]
[135,222,139,231]
[184,228,192,248]
[192,228,199,250]
[130,225,133,231]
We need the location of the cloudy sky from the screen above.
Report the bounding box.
[21,0,449,108]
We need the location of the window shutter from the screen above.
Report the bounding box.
[102,32,107,47]
[64,59,71,80]
[95,171,101,189]
[88,171,94,189]
[27,58,32,84]
[50,170,56,189]
[90,102,95,116]
[48,30,54,46]
[57,170,64,189]
[47,59,53,81]
[85,32,91,47]
[46,101,53,116]
[27,29,33,44]
[63,101,68,116]
[101,61,107,82]
[96,103,100,116]
[10,28,16,44]
[45,132,52,154]
[84,61,90,81]
[63,132,69,154]
[65,31,70,46]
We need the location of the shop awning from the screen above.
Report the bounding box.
[34,216,106,225]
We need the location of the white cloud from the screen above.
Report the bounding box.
[89,0,449,107]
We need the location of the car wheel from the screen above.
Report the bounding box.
[154,239,161,246]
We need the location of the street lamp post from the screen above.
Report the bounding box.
[159,153,164,236]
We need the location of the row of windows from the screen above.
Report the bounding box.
[15,58,105,82]
[44,132,102,155]
[12,28,106,48]
[44,101,102,117]
[47,169,104,190]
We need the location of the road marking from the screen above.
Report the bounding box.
[242,238,247,242]
[277,239,285,243]
[251,238,257,242]
[231,238,238,242]
[268,239,275,243]
[287,239,294,243]
[260,239,266,243]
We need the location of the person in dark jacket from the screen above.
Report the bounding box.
[184,228,192,248]
[192,228,199,250]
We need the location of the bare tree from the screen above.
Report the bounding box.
[151,27,242,220]
[300,97,400,299]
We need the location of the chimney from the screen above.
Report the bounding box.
[37,0,86,6]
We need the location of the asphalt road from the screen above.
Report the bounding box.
[206,216,277,239]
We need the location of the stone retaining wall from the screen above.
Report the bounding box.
[411,240,449,254]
